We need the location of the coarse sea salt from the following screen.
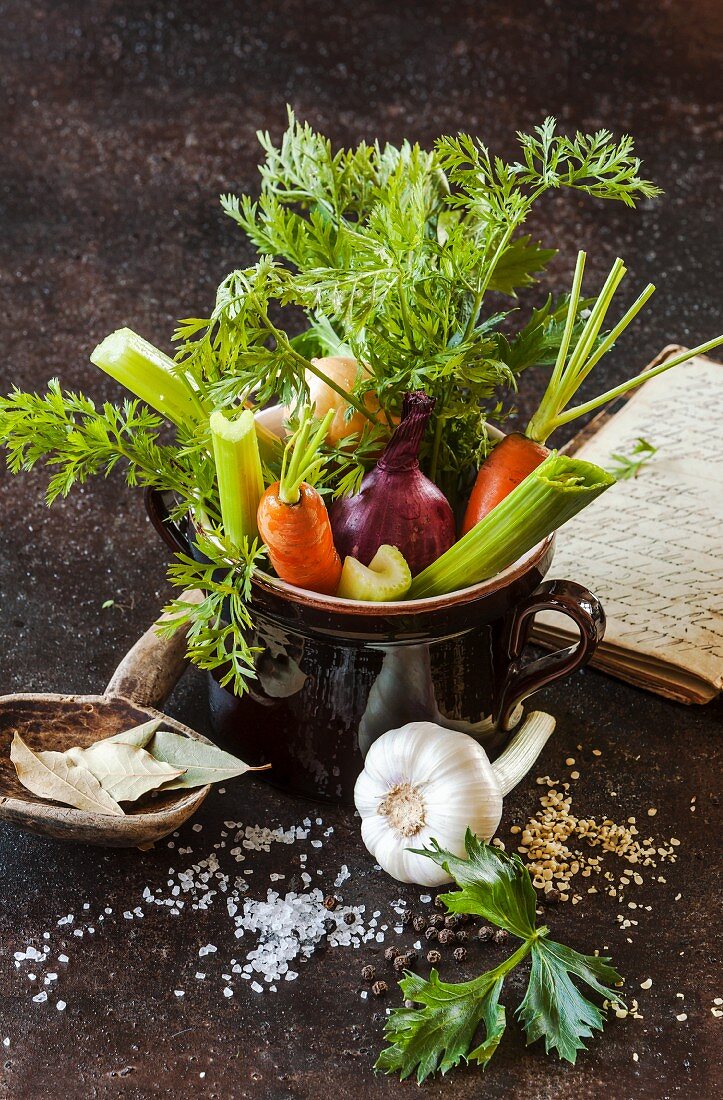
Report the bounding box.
[8,814,391,1010]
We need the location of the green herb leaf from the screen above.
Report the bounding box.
[518,939,623,1063]
[419,830,537,939]
[486,235,556,296]
[607,437,657,479]
[376,968,507,1083]
[145,729,265,789]
[379,833,624,1082]
[157,529,267,698]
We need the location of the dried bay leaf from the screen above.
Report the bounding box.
[65,742,184,802]
[148,730,268,790]
[102,717,162,750]
[10,734,124,817]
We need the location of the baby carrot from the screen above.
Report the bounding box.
[257,409,342,596]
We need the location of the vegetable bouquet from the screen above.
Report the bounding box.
[2,110,721,695]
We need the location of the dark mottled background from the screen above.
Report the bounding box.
[0,2,721,1098]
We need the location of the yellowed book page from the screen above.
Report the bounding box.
[535,353,723,698]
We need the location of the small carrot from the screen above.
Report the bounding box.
[257,408,342,595]
[461,433,549,534]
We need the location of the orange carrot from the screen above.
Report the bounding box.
[258,481,342,595]
[256,408,342,595]
[461,433,549,535]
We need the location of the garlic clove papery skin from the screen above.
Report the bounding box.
[354,722,503,886]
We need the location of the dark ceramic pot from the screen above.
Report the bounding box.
[146,489,605,804]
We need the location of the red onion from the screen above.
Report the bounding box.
[330,391,456,576]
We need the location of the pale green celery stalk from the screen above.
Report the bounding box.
[210,408,264,543]
[408,453,614,599]
[91,328,208,428]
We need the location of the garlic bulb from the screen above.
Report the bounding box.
[354,713,555,886]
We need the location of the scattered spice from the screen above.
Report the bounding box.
[393,955,408,972]
[361,965,375,982]
[516,779,677,900]
[399,909,412,926]
[443,914,459,929]
[494,929,509,945]
[343,912,356,926]
[425,927,438,941]
[437,929,454,945]
[323,895,338,911]
[477,925,494,942]
[455,930,468,943]
[412,915,427,933]
[453,946,467,963]
[426,950,441,964]
[384,946,397,962]
[372,980,388,997]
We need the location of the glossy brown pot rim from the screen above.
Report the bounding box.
[249,534,555,618]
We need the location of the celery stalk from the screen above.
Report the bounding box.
[408,452,614,599]
[210,409,264,543]
[91,328,207,427]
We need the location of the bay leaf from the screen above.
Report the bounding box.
[65,742,184,802]
[11,733,124,817]
[102,717,163,749]
[147,730,267,789]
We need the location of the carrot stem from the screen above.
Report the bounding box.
[279,408,335,504]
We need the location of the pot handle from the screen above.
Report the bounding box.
[145,487,193,556]
[495,579,605,728]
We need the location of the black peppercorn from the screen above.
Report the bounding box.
[393,955,408,972]
[412,915,427,933]
[343,912,356,926]
[545,887,562,904]
[361,964,375,982]
[425,927,439,942]
[426,949,441,964]
[371,980,388,996]
[323,895,338,911]
[494,929,509,945]
[322,917,336,935]
[433,896,446,910]
[428,913,443,929]
[400,909,412,925]
[455,930,468,943]
[384,946,397,962]
[453,946,467,963]
[437,928,453,945]
[406,950,418,964]
[443,914,459,929]
[477,925,494,942]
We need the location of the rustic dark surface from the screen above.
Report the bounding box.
[1,1,722,1097]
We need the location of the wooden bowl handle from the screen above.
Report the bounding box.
[104,589,203,708]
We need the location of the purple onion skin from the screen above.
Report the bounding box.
[330,391,456,576]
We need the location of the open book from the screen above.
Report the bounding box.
[532,347,723,705]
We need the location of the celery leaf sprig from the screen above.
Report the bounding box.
[377,832,624,1083]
